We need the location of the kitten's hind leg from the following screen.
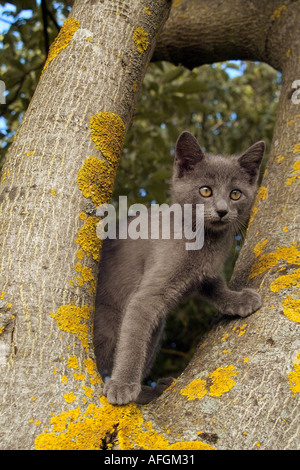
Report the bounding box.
[136,377,175,405]
[143,318,165,377]
[93,303,119,379]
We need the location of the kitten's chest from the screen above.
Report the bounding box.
[186,239,228,280]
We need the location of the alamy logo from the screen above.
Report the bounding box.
[96,196,204,250]
[291,80,300,105]
[0,81,6,104]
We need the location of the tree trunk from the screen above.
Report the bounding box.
[0,0,171,450]
[1,0,299,451]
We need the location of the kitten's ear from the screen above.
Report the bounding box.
[238,141,265,184]
[175,131,205,178]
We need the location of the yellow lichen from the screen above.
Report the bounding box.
[74,262,82,273]
[208,365,239,397]
[74,276,84,287]
[173,0,183,6]
[281,296,300,323]
[180,379,207,401]
[53,304,92,352]
[74,372,85,381]
[249,244,300,279]
[248,186,268,228]
[81,266,94,282]
[64,392,76,404]
[288,352,300,395]
[254,239,268,257]
[77,156,116,207]
[233,324,247,337]
[271,5,287,20]
[76,249,84,260]
[1,171,10,182]
[180,365,239,401]
[89,112,125,169]
[132,27,149,54]
[293,144,300,153]
[79,212,87,221]
[285,161,300,185]
[35,396,214,450]
[82,386,93,398]
[83,358,97,375]
[270,268,300,293]
[257,186,268,201]
[75,216,102,262]
[42,17,80,72]
[276,155,285,163]
[67,355,79,369]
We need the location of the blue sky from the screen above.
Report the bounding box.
[0,2,35,32]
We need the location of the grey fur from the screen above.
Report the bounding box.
[93,131,265,405]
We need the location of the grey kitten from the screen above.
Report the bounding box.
[93,131,265,405]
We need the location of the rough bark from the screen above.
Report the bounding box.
[153,0,295,72]
[0,0,171,450]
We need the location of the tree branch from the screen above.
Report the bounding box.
[153,0,293,72]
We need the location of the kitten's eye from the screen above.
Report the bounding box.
[199,186,212,197]
[230,189,242,200]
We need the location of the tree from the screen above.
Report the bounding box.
[0,0,299,450]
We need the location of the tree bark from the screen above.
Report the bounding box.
[153,0,294,72]
[0,0,171,450]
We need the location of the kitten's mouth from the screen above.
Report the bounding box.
[211,219,228,225]
[208,219,229,230]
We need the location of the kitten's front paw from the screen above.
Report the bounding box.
[237,288,261,317]
[221,288,261,318]
[103,379,141,405]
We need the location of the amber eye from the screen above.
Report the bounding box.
[199,186,212,197]
[230,189,242,200]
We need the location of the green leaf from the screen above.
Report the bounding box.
[175,80,208,94]
[162,66,185,84]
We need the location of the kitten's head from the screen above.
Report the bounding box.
[172,131,265,234]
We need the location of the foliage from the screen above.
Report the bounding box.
[0,3,281,380]
[0,1,70,162]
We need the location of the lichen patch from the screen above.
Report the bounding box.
[132,27,149,54]
[35,396,214,450]
[42,17,80,72]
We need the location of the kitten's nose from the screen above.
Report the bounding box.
[217,209,228,219]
